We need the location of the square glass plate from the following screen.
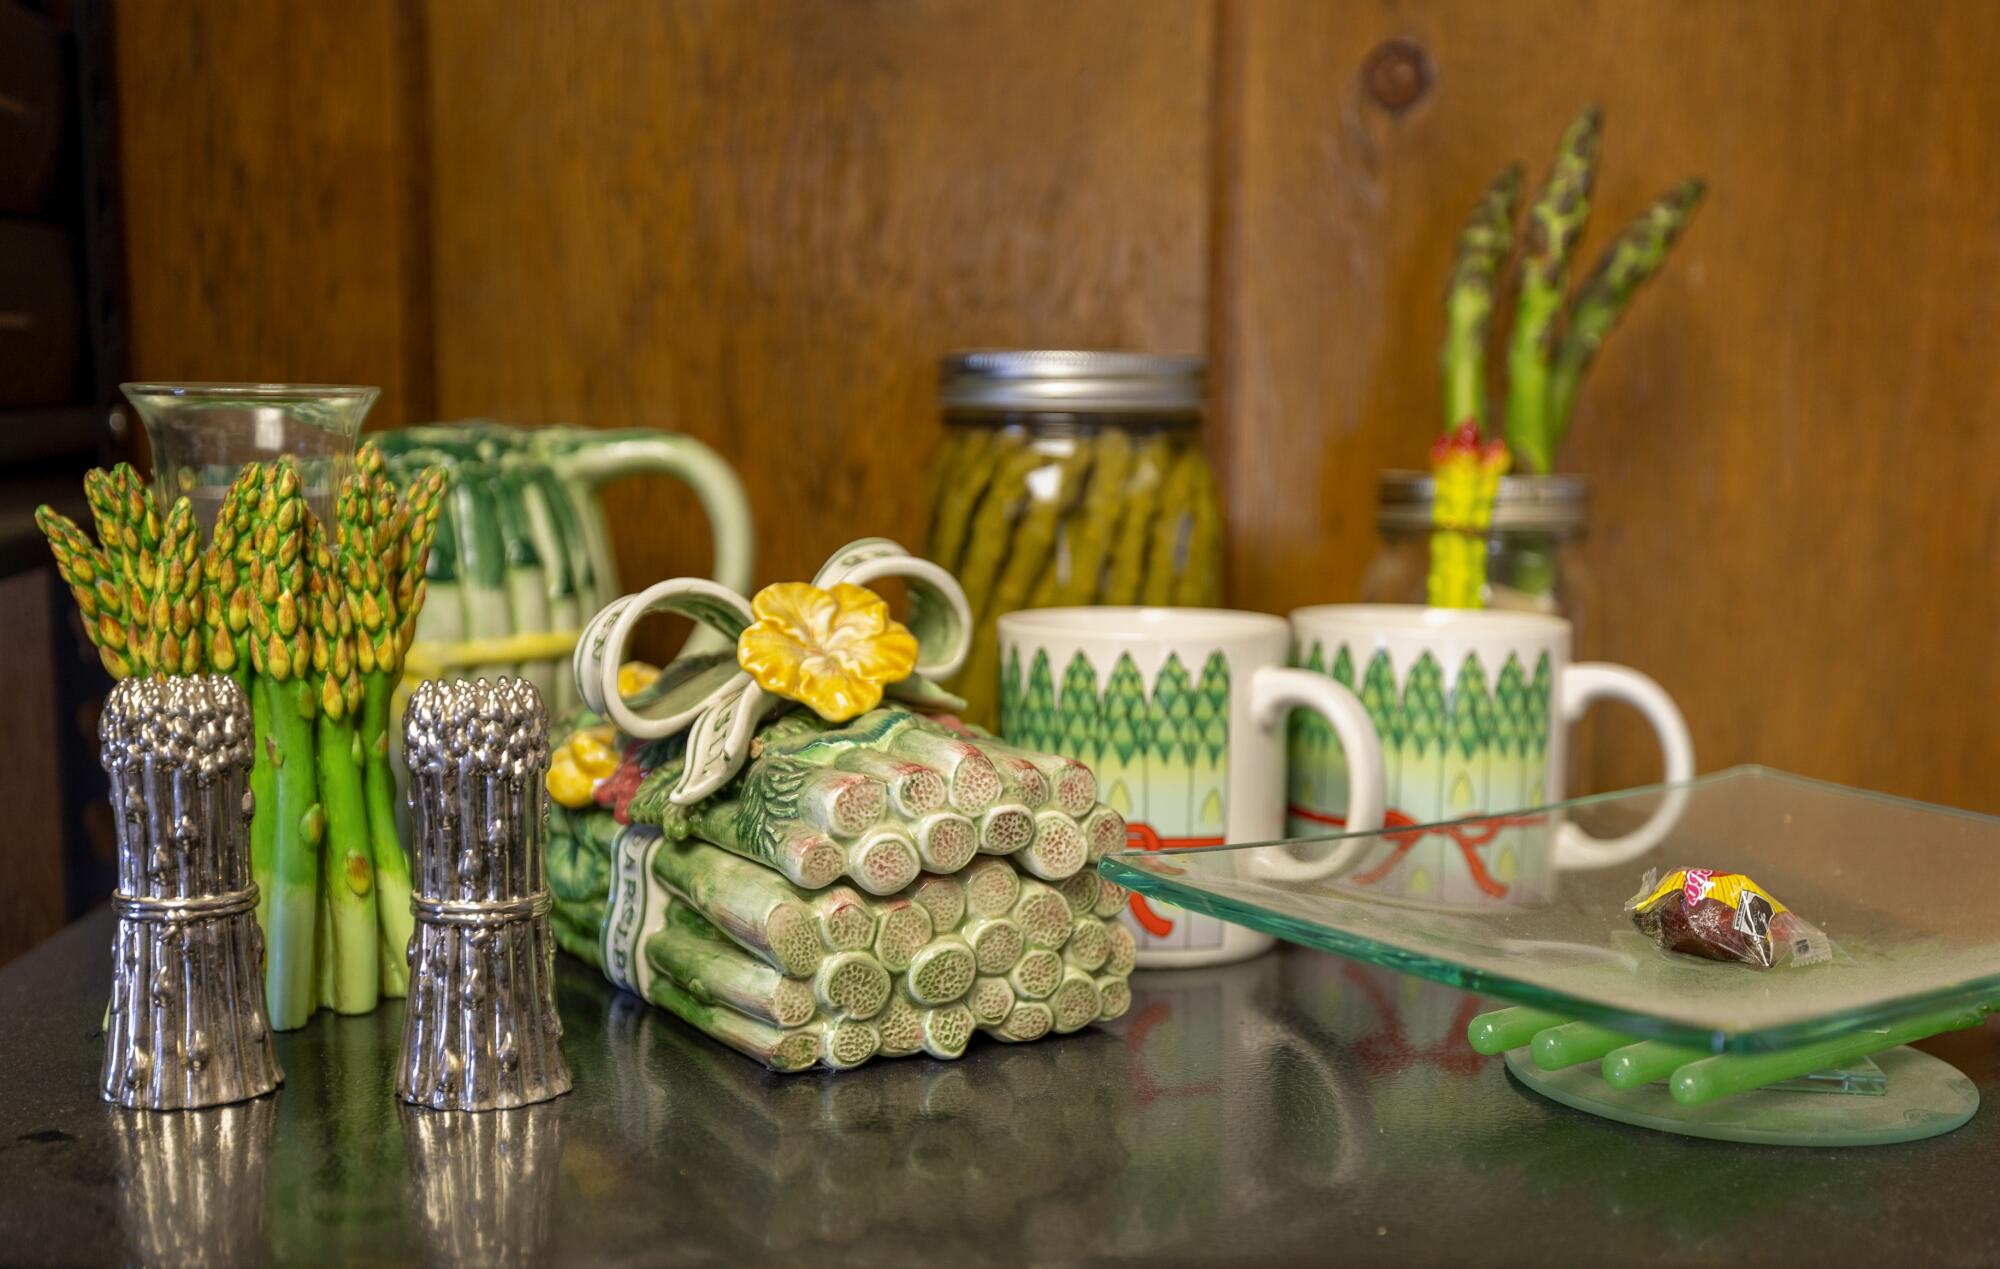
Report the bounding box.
[1102,766,2000,1052]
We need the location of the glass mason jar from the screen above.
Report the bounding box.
[924,351,1221,728]
[1360,469,1592,637]
[1357,470,1596,792]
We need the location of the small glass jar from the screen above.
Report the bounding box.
[925,351,1220,727]
[1360,470,1592,645]
[1360,470,1597,792]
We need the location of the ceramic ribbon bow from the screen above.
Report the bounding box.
[574,539,972,805]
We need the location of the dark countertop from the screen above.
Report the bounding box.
[5,907,2000,1267]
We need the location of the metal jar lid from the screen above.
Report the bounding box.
[1376,470,1589,532]
[939,350,1205,415]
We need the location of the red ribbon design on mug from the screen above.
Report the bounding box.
[1286,804,1547,898]
[1121,806,1548,935]
[1123,822,1225,936]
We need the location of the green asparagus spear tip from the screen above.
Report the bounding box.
[394,465,449,665]
[84,465,164,675]
[1442,163,1523,434]
[203,466,262,678]
[337,450,396,677]
[1506,104,1602,474]
[36,505,132,678]
[251,457,323,1030]
[249,460,313,685]
[309,520,362,721]
[1547,177,1706,439]
[148,497,205,676]
[309,508,379,1014]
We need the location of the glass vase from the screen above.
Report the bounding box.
[121,383,378,529]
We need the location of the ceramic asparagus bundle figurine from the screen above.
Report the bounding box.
[38,445,448,1029]
[546,540,1135,1070]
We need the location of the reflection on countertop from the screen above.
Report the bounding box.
[4,908,2000,1265]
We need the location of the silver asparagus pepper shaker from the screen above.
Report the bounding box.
[101,674,280,1109]
[397,677,571,1111]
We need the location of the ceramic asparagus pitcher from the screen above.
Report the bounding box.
[998,607,1387,968]
[1286,605,1693,906]
[378,423,754,711]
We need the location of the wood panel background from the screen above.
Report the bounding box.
[111,0,1999,813]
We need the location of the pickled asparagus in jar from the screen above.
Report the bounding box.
[924,352,1221,727]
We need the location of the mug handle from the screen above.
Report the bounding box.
[1246,668,1387,883]
[1553,663,1695,869]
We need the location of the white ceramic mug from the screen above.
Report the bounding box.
[1286,605,1693,905]
[998,607,1387,968]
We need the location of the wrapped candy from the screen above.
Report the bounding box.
[1626,867,1832,970]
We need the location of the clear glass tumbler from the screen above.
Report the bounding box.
[121,382,379,529]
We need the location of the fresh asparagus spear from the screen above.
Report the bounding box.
[309,515,379,1014]
[360,452,448,996]
[1506,105,1602,474]
[1548,178,1707,440]
[35,505,129,679]
[1443,164,1523,432]
[207,467,283,1012]
[203,468,259,692]
[151,497,206,676]
[247,458,321,1031]
[85,464,162,675]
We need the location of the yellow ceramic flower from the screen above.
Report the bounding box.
[618,660,661,698]
[547,724,621,808]
[737,581,918,722]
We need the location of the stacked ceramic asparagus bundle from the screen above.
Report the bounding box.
[545,703,1137,1071]
[37,445,448,1028]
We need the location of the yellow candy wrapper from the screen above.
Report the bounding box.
[1625,867,1833,970]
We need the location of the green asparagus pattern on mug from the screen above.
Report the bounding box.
[1003,647,1231,841]
[1287,644,1552,835]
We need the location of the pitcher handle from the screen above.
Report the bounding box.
[556,433,756,653]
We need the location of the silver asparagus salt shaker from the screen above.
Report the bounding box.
[397,677,571,1111]
[101,674,280,1109]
